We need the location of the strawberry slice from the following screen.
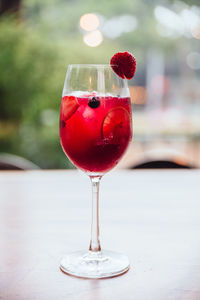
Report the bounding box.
[110,51,136,80]
[102,107,131,144]
[62,96,79,121]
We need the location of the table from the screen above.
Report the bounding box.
[0,170,200,300]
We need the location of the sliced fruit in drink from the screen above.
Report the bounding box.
[62,96,79,121]
[102,107,131,144]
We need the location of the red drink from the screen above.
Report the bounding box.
[60,94,132,173]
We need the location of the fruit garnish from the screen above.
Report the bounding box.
[102,107,131,144]
[88,97,100,109]
[110,51,136,80]
[62,96,79,121]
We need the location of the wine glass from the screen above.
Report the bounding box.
[59,64,132,278]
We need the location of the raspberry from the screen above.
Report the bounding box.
[110,52,136,80]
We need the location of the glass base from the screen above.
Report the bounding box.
[60,250,130,279]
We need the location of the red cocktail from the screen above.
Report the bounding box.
[59,61,136,279]
[60,94,132,174]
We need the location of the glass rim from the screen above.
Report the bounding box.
[68,64,117,68]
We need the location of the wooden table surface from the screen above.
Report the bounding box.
[1,170,200,300]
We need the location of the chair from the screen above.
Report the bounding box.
[0,153,40,170]
[129,148,194,169]
[132,159,192,169]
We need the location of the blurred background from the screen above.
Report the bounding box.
[0,0,200,170]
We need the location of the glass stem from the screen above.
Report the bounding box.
[89,176,102,252]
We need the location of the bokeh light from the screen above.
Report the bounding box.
[154,6,184,37]
[102,15,137,39]
[83,30,103,47]
[80,13,100,31]
[155,5,200,38]
[191,26,200,39]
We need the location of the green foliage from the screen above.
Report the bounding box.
[0,17,63,167]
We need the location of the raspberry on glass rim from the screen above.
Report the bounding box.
[110,51,136,80]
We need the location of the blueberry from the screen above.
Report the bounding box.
[88,97,100,109]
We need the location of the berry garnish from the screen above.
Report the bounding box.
[110,51,136,80]
[102,107,131,144]
[62,96,79,121]
[88,97,100,109]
